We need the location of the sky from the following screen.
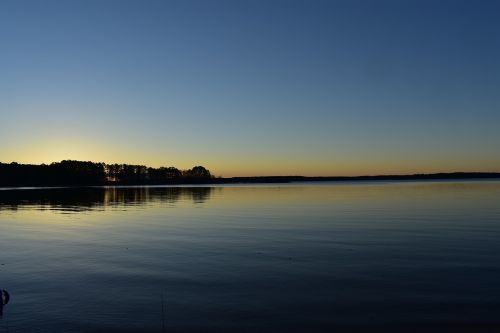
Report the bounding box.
[1,0,499,176]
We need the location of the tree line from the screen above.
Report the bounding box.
[0,160,212,186]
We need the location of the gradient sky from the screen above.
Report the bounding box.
[1,0,499,176]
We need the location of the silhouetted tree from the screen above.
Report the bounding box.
[183,166,211,178]
[0,160,213,186]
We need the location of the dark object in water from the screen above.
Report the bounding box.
[0,289,9,315]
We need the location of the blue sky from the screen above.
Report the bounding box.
[1,0,499,176]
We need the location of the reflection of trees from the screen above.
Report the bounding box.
[0,187,212,212]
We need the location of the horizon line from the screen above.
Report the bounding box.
[1,160,499,179]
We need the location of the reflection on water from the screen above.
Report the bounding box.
[0,187,213,212]
[0,181,500,333]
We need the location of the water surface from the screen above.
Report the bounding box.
[0,181,499,332]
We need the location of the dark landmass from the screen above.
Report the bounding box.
[0,160,212,187]
[0,160,499,187]
[220,172,500,184]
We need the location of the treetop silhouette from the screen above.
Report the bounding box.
[0,160,212,186]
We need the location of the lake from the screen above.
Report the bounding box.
[0,181,499,332]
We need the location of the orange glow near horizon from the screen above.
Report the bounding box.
[1,146,499,178]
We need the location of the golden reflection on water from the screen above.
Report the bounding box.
[0,181,500,332]
[1,181,499,224]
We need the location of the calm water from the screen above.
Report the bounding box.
[0,181,499,332]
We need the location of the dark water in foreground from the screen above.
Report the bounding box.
[0,181,499,332]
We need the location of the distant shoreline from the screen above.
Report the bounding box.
[2,160,499,187]
[217,172,500,184]
[1,172,499,189]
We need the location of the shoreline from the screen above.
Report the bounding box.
[1,172,499,189]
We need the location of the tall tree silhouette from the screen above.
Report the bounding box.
[0,161,212,186]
